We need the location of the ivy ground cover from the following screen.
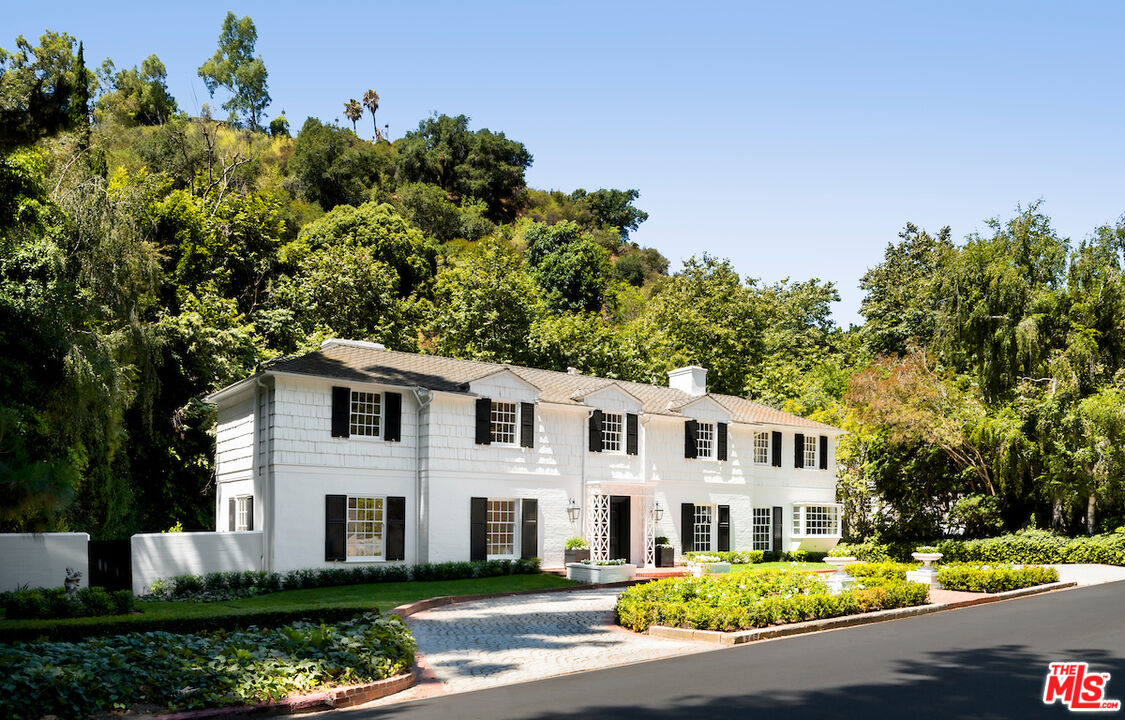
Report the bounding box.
[0,613,414,720]
[615,569,928,633]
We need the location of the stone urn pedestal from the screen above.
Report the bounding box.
[906,552,944,589]
[824,556,857,594]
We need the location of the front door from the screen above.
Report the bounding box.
[609,496,631,562]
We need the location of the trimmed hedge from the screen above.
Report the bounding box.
[681,550,828,565]
[845,562,914,582]
[0,612,414,720]
[3,586,135,619]
[832,529,1125,565]
[148,558,542,601]
[937,564,1059,593]
[614,569,928,632]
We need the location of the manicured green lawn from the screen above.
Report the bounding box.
[0,573,575,636]
[729,561,833,573]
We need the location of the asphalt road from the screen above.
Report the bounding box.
[342,582,1125,720]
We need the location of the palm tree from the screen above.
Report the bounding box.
[363,89,380,139]
[343,99,363,133]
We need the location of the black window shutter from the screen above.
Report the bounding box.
[819,435,829,470]
[794,432,805,468]
[717,505,730,551]
[325,495,346,561]
[331,386,351,438]
[520,402,535,448]
[470,497,488,561]
[681,503,695,553]
[386,496,406,561]
[771,431,783,467]
[717,422,728,461]
[521,499,538,559]
[626,413,639,455]
[475,398,492,445]
[384,392,402,442]
[684,420,699,459]
[589,409,604,452]
[228,497,236,532]
[772,506,783,552]
[246,497,254,532]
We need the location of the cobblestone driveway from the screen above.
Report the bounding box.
[403,588,712,694]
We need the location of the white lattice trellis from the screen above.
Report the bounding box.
[586,490,610,562]
[642,494,656,568]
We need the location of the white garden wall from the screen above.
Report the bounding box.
[131,531,262,595]
[0,533,89,592]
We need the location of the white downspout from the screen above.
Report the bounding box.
[255,376,273,573]
[640,414,654,568]
[411,387,433,564]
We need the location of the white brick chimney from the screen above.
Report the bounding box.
[667,365,708,396]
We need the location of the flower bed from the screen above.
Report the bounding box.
[0,612,414,720]
[615,569,928,633]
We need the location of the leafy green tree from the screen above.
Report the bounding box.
[95,54,177,126]
[524,221,613,313]
[288,117,393,210]
[268,114,289,137]
[394,182,494,242]
[428,240,543,363]
[0,31,88,150]
[570,188,649,241]
[614,247,668,286]
[197,12,270,129]
[396,114,532,222]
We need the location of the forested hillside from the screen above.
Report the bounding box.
[3,17,1124,541]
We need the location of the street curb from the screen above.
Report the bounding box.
[142,670,417,719]
[390,578,648,618]
[646,581,1077,646]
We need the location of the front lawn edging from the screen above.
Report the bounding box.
[390,577,644,618]
[645,581,1076,646]
[142,669,417,719]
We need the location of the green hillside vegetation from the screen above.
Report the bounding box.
[3,17,1125,543]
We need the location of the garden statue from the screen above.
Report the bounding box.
[64,567,82,597]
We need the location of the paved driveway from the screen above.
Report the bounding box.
[1048,563,1125,586]
[403,588,711,694]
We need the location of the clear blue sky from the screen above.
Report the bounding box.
[8,1,1125,326]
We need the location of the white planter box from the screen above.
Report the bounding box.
[566,563,637,584]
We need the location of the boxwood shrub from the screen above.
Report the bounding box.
[3,587,135,620]
[680,550,828,565]
[148,557,541,601]
[832,529,1125,565]
[0,612,414,720]
[614,569,928,632]
[937,564,1059,593]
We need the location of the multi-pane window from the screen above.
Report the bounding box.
[752,507,772,550]
[347,496,384,559]
[602,413,623,452]
[792,504,840,537]
[693,505,713,552]
[696,422,715,459]
[235,496,252,531]
[350,391,381,437]
[487,499,517,557]
[753,432,770,464]
[803,435,818,469]
[490,401,517,445]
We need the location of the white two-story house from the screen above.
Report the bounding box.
[206,339,843,571]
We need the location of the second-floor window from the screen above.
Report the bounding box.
[753,432,770,464]
[602,412,623,452]
[350,391,381,437]
[491,401,517,444]
[696,422,715,459]
[803,434,818,469]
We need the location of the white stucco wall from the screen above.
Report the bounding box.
[131,531,262,595]
[0,533,89,592]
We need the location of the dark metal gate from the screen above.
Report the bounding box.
[88,540,132,591]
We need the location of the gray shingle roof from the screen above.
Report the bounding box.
[257,340,840,431]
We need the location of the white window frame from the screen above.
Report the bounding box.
[753,432,770,465]
[490,401,519,446]
[696,421,715,460]
[803,435,818,469]
[349,390,383,439]
[791,503,842,538]
[235,495,252,532]
[693,504,715,552]
[346,495,386,561]
[752,507,772,550]
[486,498,519,559]
[602,412,624,453]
